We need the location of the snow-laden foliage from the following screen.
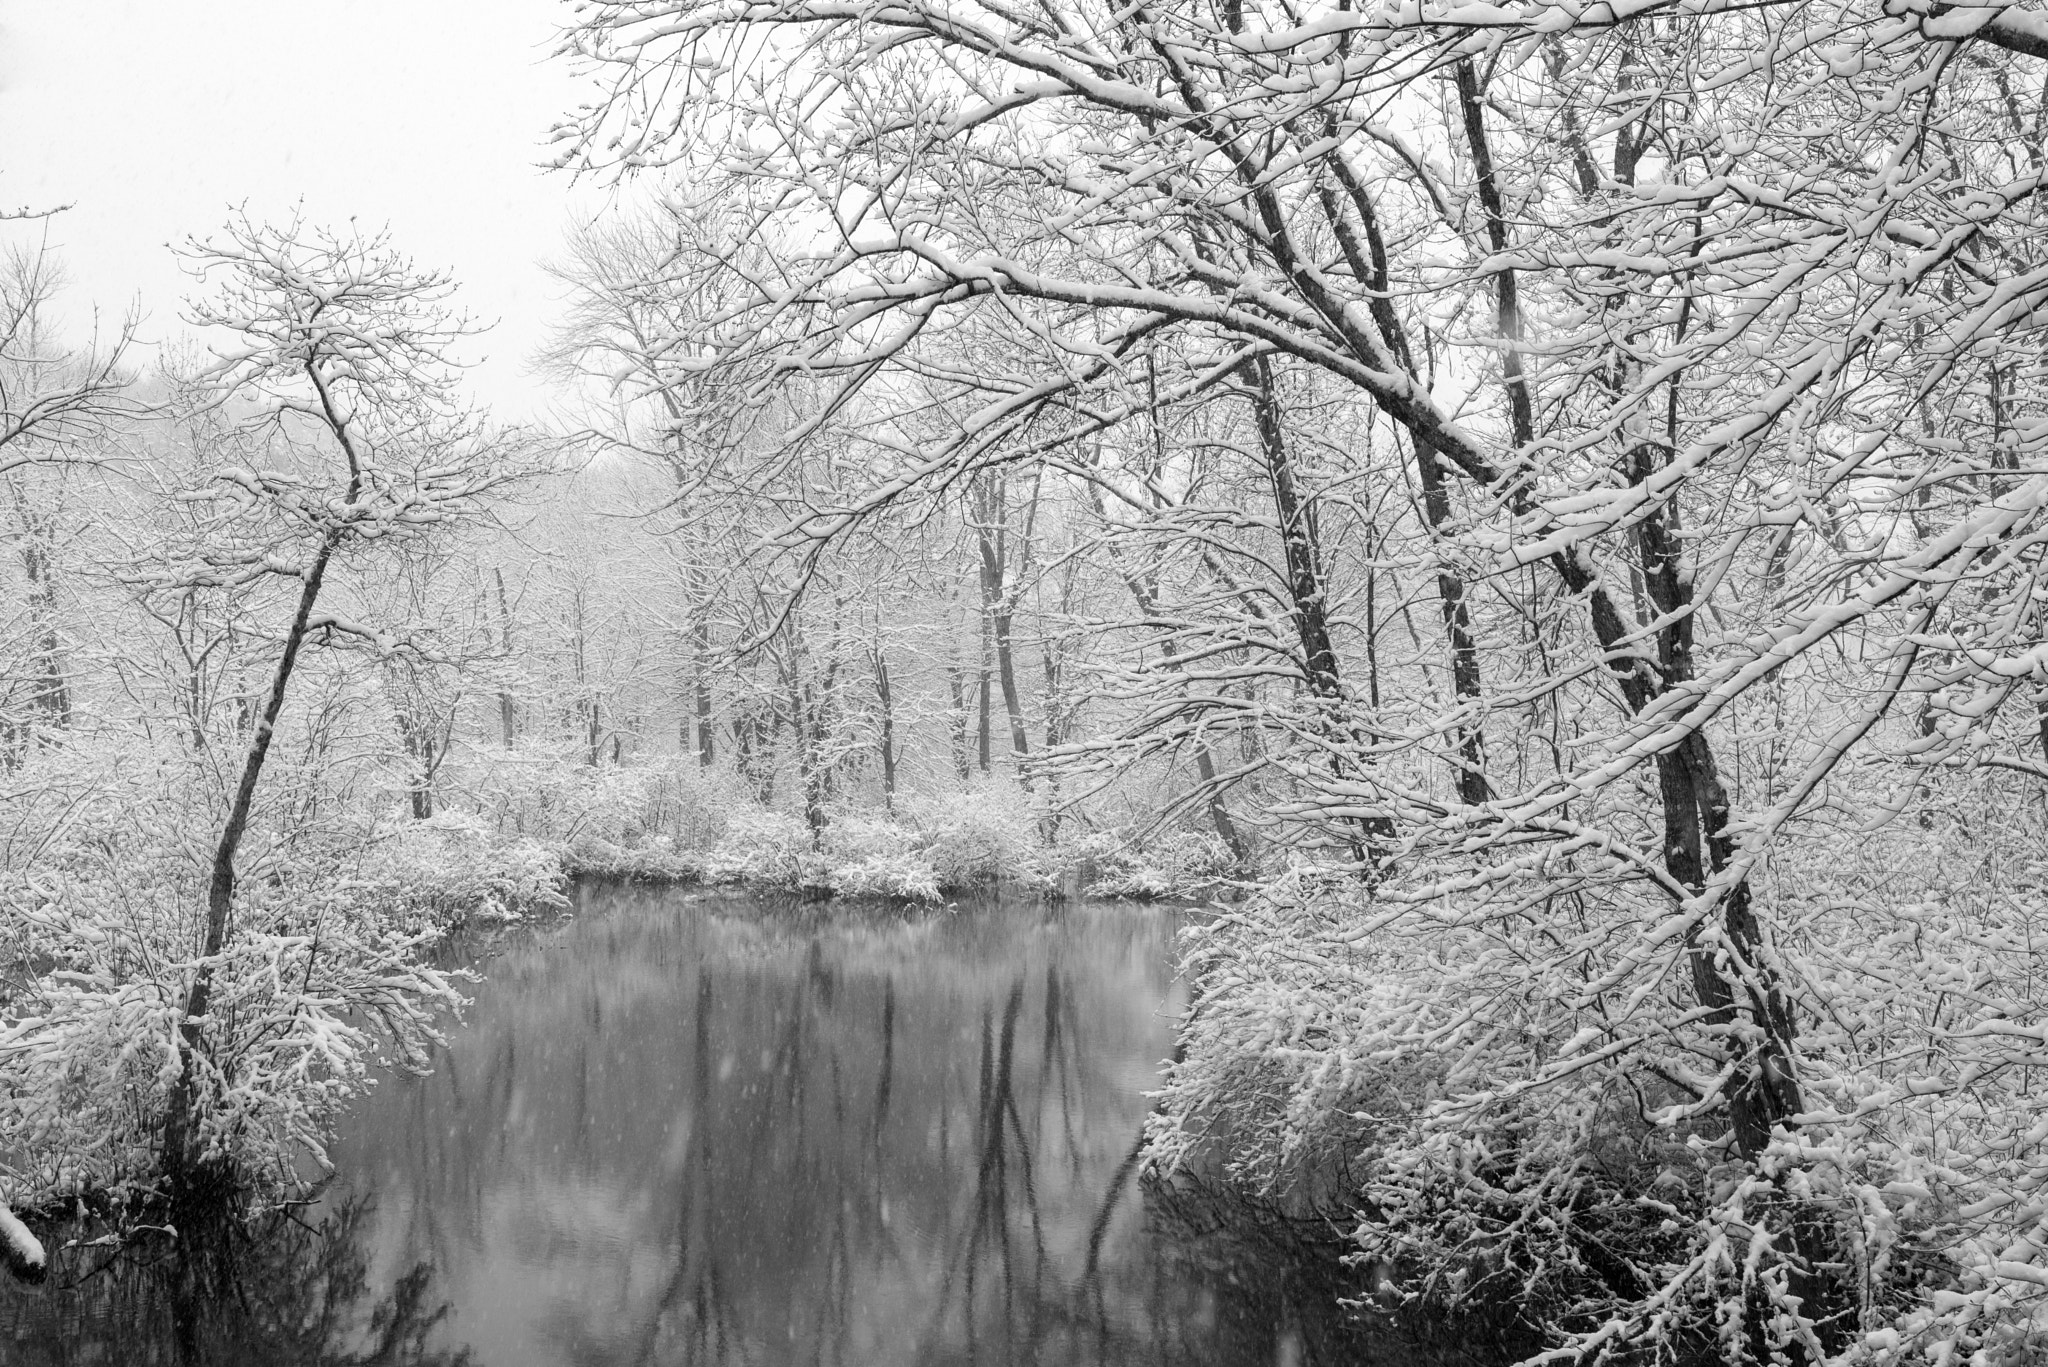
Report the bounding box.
[440,742,744,878]
[442,743,703,849]
[1082,829,1238,901]
[700,807,817,886]
[0,734,560,1210]
[901,784,1049,891]
[1154,781,2048,1363]
[693,781,1051,895]
[436,745,1125,898]
[826,854,945,902]
[346,813,567,926]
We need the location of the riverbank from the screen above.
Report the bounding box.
[450,747,1240,904]
[0,744,1236,1239]
[0,885,1444,1366]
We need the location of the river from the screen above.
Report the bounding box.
[0,882,1422,1365]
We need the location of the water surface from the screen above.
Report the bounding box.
[2,884,1407,1365]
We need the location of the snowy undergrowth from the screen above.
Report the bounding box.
[693,788,1047,899]
[1078,828,1237,901]
[1151,814,2048,1365]
[0,736,567,1213]
[439,748,1231,901]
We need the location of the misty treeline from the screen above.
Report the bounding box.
[5,0,2048,1357]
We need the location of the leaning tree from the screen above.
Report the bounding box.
[150,214,541,1179]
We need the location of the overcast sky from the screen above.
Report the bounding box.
[0,1,615,420]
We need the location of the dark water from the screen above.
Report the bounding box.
[0,884,1419,1366]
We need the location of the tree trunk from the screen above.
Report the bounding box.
[694,618,716,768]
[163,527,342,1178]
[791,671,827,843]
[572,588,600,766]
[398,715,435,819]
[946,663,973,780]
[976,646,992,774]
[1242,356,1395,864]
[414,736,437,819]
[1485,44,1806,1164]
[872,646,897,811]
[992,602,1029,764]
[492,567,517,748]
[976,472,1033,766]
[7,484,73,738]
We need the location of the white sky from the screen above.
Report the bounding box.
[0,0,620,420]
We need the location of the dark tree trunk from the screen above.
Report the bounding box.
[976,649,992,775]
[164,526,343,1179]
[1242,356,1395,864]
[6,486,73,740]
[694,619,716,769]
[975,473,1033,766]
[572,590,601,767]
[945,663,973,781]
[492,567,517,748]
[872,646,896,811]
[398,716,436,819]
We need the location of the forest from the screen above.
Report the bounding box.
[6,0,2048,1362]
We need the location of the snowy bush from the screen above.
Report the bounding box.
[701,808,814,885]
[438,745,748,878]
[348,813,567,926]
[0,814,470,1208]
[1085,828,1237,901]
[817,815,940,899]
[0,889,466,1208]
[829,849,942,901]
[424,752,1076,898]
[903,783,1046,890]
[822,812,920,863]
[1150,811,2048,1363]
[0,734,506,1210]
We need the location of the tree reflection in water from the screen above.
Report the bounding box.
[4,888,1463,1366]
[0,1191,468,1366]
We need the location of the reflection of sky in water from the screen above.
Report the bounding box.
[0,887,1432,1366]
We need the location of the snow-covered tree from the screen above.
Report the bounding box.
[147,214,543,1179]
[552,1,2048,1357]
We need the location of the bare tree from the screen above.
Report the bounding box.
[0,238,136,474]
[0,241,138,757]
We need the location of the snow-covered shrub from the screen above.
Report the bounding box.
[701,808,814,885]
[817,814,940,899]
[563,832,706,881]
[635,765,743,852]
[431,753,1069,897]
[829,849,942,901]
[1151,811,2048,1364]
[1148,877,1434,1201]
[347,813,567,926]
[1086,828,1237,900]
[1152,880,1741,1346]
[822,812,920,863]
[437,745,747,877]
[904,782,1045,890]
[0,740,472,1210]
[0,896,466,1207]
